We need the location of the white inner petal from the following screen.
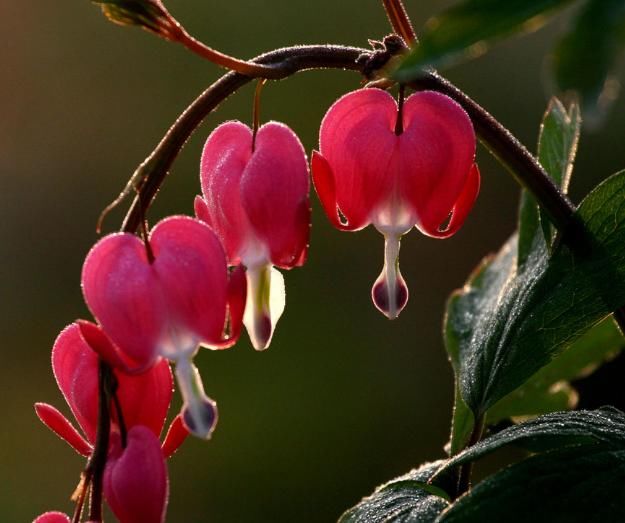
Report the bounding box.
[243,264,286,350]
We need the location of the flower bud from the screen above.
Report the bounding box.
[104,426,168,523]
[93,0,183,41]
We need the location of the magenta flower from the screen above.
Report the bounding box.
[81,216,246,437]
[35,323,186,523]
[195,120,310,350]
[35,323,184,456]
[312,88,480,319]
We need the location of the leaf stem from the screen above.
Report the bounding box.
[381,0,417,45]
[456,414,485,496]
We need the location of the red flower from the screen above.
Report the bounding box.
[312,88,480,318]
[195,121,310,350]
[35,323,183,456]
[81,216,246,437]
[35,323,187,523]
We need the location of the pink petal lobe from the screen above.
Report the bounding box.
[82,233,165,369]
[419,163,481,238]
[399,91,477,233]
[51,324,99,442]
[241,122,311,269]
[161,414,189,458]
[150,216,229,349]
[200,121,252,265]
[318,88,399,230]
[115,358,173,438]
[77,320,150,374]
[34,403,92,457]
[104,426,168,523]
[311,151,364,232]
[33,512,71,523]
[193,195,212,229]
[210,265,247,349]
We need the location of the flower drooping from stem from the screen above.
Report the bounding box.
[312,88,480,318]
[195,120,309,350]
[81,216,246,438]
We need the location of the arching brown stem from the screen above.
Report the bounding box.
[120,44,366,233]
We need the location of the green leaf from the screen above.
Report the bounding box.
[517,98,580,265]
[553,0,625,123]
[444,251,515,453]
[339,461,449,523]
[487,318,624,423]
[449,169,625,419]
[437,447,625,522]
[395,0,573,81]
[516,190,542,269]
[437,408,625,479]
[537,98,580,246]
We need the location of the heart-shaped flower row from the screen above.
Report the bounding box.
[35,87,479,523]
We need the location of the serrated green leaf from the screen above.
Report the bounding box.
[395,0,573,82]
[537,98,580,246]
[487,318,624,422]
[436,408,625,480]
[553,0,625,124]
[449,169,625,419]
[437,447,625,522]
[339,461,450,523]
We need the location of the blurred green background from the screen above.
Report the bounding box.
[3,1,625,522]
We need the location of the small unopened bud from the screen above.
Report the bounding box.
[92,0,183,41]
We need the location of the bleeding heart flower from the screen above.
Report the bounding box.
[82,216,246,437]
[195,120,310,350]
[104,426,168,523]
[312,88,480,319]
[35,323,187,457]
[35,324,187,523]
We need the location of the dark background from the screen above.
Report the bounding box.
[2,1,625,521]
